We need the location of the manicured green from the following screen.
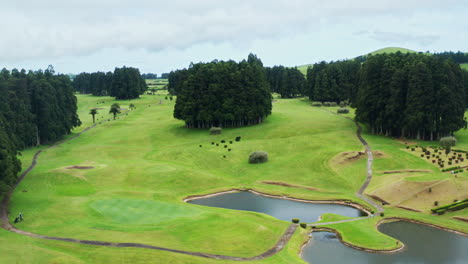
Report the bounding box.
[1,94,466,263]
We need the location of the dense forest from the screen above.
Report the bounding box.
[73,67,147,99]
[305,60,361,103]
[0,67,81,194]
[355,53,466,140]
[265,66,306,98]
[141,73,157,79]
[173,54,272,128]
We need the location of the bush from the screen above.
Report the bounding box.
[249,151,269,164]
[311,102,322,107]
[210,127,222,135]
[228,148,232,151]
[292,218,300,223]
[235,136,241,142]
[434,201,439,206]
[337,108,350,114]
[380,212,385,217]
[411,148,415,151]
[199,145,202,147]
[339,100,349,107]
[329,102,338,107]
[323,102,331,107]
[221,140,226,143]
[300,223,307,229]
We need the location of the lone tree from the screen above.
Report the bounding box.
[129,103,136,110]
[89,109,98,123]
[109,104,121,120]
[440,136,457,155]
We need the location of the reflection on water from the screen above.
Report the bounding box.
[188,191,364,222]
[302,221,468,264]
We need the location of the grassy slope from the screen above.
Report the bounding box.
[1,95,466,263]
[296,47,419,74]
[461,63,468,70]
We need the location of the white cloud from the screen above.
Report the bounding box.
[1,0,467,72]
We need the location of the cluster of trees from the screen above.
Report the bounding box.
[306,60,361,103]
[433,51,468,64]
[73,71,113,96]
[173,54,272,128]
[73,67,147,100]
[265,66,305,98]
[355,53,466,140]
[141,73,157,79]
[0,67,81,194]
[160,73,169,79]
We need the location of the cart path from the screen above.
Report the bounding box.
[0,107,299,261]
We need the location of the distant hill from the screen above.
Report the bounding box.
[295,47,423,74]
[367,47,419,55]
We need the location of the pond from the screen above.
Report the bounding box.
[187,191,364,223]
[302,221,468,264]
[188,191,467,263]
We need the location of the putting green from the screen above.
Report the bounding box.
[90,199,201,225]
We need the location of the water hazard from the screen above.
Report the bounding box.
[187,191,364,223]
[302,221,468,264]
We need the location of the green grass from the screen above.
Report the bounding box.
[368,47,419,56]
[461,63,468,71]
[1,95,466,263]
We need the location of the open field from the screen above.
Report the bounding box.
[461,63,468,70]
[0,95,466,263]
[146,79,168,90]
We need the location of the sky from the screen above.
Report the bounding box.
[1,0,468,75]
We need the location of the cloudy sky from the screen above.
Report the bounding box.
[2,0,467,74]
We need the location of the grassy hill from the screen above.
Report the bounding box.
[368,47,418,55]
[295,47,421,74]
[461,63,468,71]
[1,93,466,263]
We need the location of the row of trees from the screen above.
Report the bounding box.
[355,53,466,140]
[265,66,306,98]
[0,66,81,194]
[73,67,147,100]
[173,54,272,128]
[141,73,157,79]
[305,60,361,104]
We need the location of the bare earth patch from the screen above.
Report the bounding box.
[395,205,421,212]
[66,165,94,170]
[261,181,321,192]
[332,150,385,165]
[382,169,432,174]
[395,138,417,145]
[453,216,468,223]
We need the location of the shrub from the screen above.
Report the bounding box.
[406,146,410,149]
[224,145,228,148]
[323,102,331,107]
[210,127,222,135]
[228,149,231,151]
[339,100,349,107]
[311,102,322,107]
[221,140,226,143]
[248,151,269,164]
[211,142,215,145]
[411,148,415,151]
[434,201,439,206]
[380,212,385,217]
[229,141,233,144]
[448,162,452,165]
[425,151,430,155]
[235,136,241,142]
[337,108,350,114]
[420,154,424,157]
[199,145,202,147]
[300,223,307,229]
[216,143,219,146]
[292,218,300,223]
[329,102,338,107]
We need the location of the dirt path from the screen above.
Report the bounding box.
[320,109,384,216]
[0,106,298,261]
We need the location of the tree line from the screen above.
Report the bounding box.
[265,66,306,98]
[73,67,147,99]
[355,53,466,140]
[173,54,272,128]
[141,73,157,79]
[306,60,361,104]
[0,66,81,194]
